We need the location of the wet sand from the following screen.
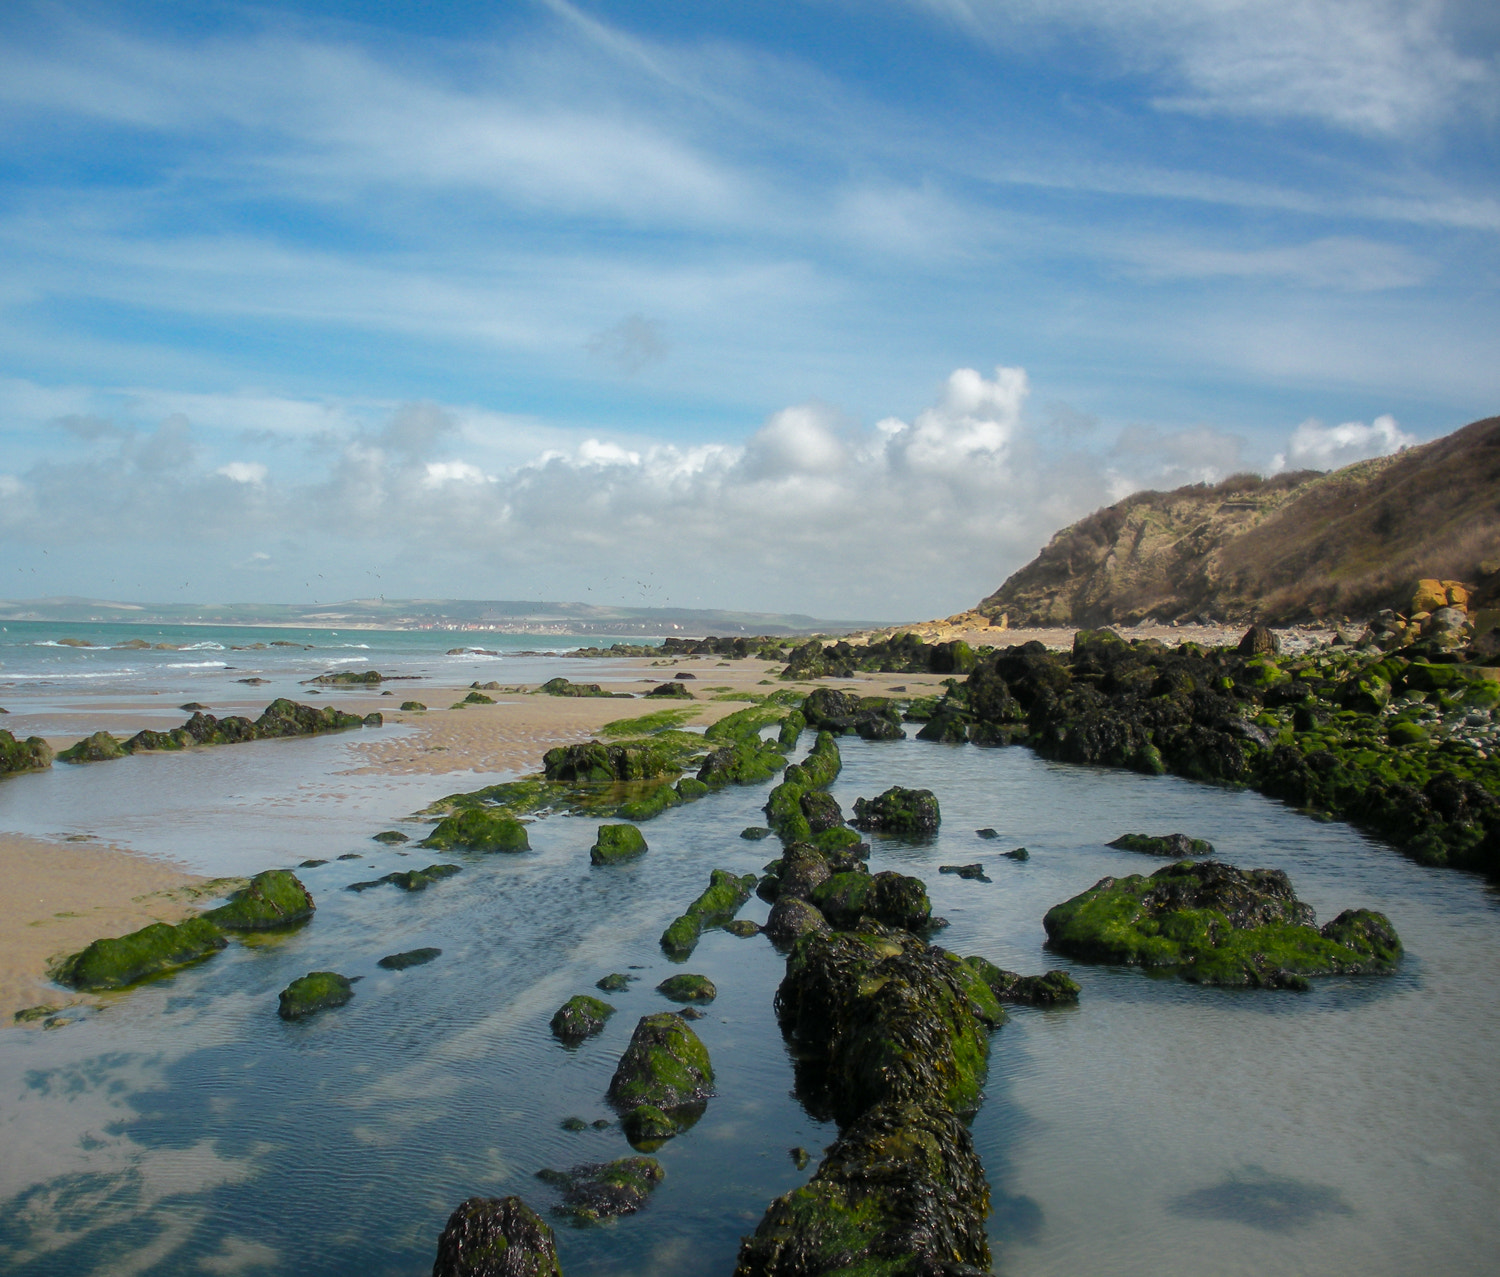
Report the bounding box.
[0,834,215,1023]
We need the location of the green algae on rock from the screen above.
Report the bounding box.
[1108,832,1215,857]
[596,972,634,992]
[964,955,1080,1005]
[850,786,941,837]
[809,870,932,931]
[202,869,314,930]
[57,731,126,764]
[659,868,757,956]
[55,917,227,991]
[697,737,786,788]
[431,1195,563,1277]
[535,1156,665,1221]
[277,971,354,1020]
[399,700,426,711]
[607,1012,714,1112]
[1043,859,1402,988]
[377,947,441,970]
[550,995,616,1042]
[0,728,53,775]
[620,1104,677,1147]
[539,677,628,699]
[590,824,648,865]
[422,809,531,853]
[372,830,409,844]
[656,974,717,1003]
[734,1099,992,1277]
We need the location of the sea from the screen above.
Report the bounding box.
[1,624,1497,1275]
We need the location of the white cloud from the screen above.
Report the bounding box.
[1271,412,1416,471]
[0,366,1109,617]
[926,0,1497,136]
[1106,422,1249,496]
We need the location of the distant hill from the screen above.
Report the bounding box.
[979,414,1500,626]
[0,596,875,637]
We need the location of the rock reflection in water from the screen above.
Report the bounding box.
[1170,1165,1354,1231]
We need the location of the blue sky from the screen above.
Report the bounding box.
[0,0,1496,618]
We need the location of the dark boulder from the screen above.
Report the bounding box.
[851,786,941,836]
[535,1157,664,1221]
[431,1195,563,1277]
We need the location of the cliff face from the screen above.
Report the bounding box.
[979,415,1500,626]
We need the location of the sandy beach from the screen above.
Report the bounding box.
[0,833,215,1022]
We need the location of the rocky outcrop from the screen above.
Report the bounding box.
[851,787,941,837]
[58,731,126,763]
[979,414,1500,626]
[1043,859,1401,989]
[607,1012,714,1142]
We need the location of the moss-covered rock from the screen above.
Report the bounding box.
[645,681,695,698]
[55,917,227,991]
[1042,859,1402,988]
[57,731,125,764]
[656,973,717,1003]
[660,868,757,955]
[202,869,314,930]
[252,698,367,739]
[308,669,384,685]
[0,728,53,775]
[431,1195,563,1277]
[675,777,710,802]
[372,830,410,844]
[422,809,531,853]
[590,824,648,865]
[545,740,677,783]
[596,972,634,992]
[850,786,941,837]
[617,782,683,822]
[551,994,616,1041]
[606,1012,715,1112]
[539,677,625,698]
[799,790,845,834]
[809,870,932,931]
[461,690,494,705]
[659,913,702,956]
[400,700,426,711]
[734,1100,991,1277]
[964,955,1080,1005]
[775,925,999,1125]
[1107,832,1215,857]
[277,971,354,1019]
[535,1157,665,1221]
[697,737,786,788]
[377,947,441,970]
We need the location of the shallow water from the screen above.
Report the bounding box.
[2,731,1497,1276]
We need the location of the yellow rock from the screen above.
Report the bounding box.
[1442,581,1469,609]
[1411,579,1447,613]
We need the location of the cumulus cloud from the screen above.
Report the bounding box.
[1105,423,1249,498]
[1271,413,1415,472]
[0,366,1109,617]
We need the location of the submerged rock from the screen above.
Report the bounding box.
[850,786,941,837]
[656,974,717,1003]
[278,971,354,1020]
[423,809,531,853]
[202,869,314,930]
[939,863,990,881]
[377,947,442,970]
[373,830,410,844]
[620,1104,677,1146]
[1108,832,1215,857]
[347,863,462,892]
[595,972,634,992]
[1043,859,1402,988]
[551,995,616,1042]
[535,1157,664,1221]
[607,1012,714,1112]
[56,917,226,991]
[431,1195,563,1277]
[659,868,757,955]
[590,824,648,865]
[964,956,1080,1005]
